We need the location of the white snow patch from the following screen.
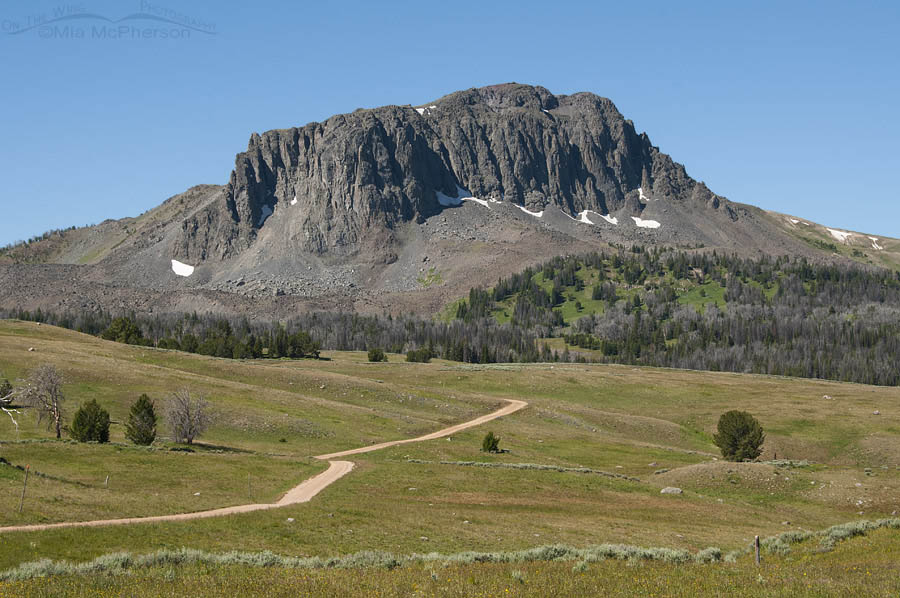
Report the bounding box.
[632,216,661,229]
[789,218,800,224]
[515,204,543,218]
[577,210,618,225]
[258,204,273,226]
[466,197,491,208]
[436,185,492,208]
[541,109,550,114]
[290,195,298,206]
[802,222,810,225]
[869,237,883,250]
[171,259,195,277]
[415,105,437,116]
[415,108,426,115]
[638,187,655,202]
[599,213,619,225]
[436,188,462,207]
[436,185,468,207]
[827,228,853,243]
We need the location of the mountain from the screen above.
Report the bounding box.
[1,83,898,318]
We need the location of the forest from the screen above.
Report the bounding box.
[5,247,900,385]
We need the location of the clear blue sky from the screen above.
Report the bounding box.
[2,0,898,246]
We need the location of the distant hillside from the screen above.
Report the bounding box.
[446,249,900,385]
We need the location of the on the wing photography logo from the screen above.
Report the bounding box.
[2,2,216,40]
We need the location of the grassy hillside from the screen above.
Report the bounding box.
[2,320,900,584]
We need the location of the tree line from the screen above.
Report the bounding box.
[4,248,900,385]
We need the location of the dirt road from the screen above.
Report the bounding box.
[0,399,526,534]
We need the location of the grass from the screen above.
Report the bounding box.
[2,320,900,588]
[417,267,443,287]
[2,523,900,596]
[677,280,726,310]
[0,441,323,525]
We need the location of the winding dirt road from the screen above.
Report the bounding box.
[0,399,526,534]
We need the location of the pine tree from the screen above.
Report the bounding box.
[70,399,110,443]
[125,394,158,445]
[481,431,501,453]
[713,410,765,461]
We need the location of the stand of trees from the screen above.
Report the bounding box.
[5,248,900,385]
[3,309,540,365]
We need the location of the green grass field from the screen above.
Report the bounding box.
[2,320,899,594]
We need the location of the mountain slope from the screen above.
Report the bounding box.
[1,83,897,317]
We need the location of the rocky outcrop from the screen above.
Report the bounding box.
[173,83,727,262]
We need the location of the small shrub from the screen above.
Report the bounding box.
[481,431,501,453]
[406,348,432,363]
[125,394,157,446]
[695,547,722,563]
[367,347,387,362]
[69,399,110,443]
[713,410,765,461]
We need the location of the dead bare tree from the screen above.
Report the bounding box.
[0,375,19,439]
[166,389,212,444]
[17,364,66,439]
[0,378,12,407]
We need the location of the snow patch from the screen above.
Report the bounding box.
[632,216,661,229]
[415,105,437,116]
[466,197,491,208]
[515,204,544,218]
[258,204,273,226]
[577,210,618,225]
[827,228,853,243]
[638,187,655,202]
[789,218,800,224]
[290,195,298,206]
[415,108,426,115]
[171,259,195,277]
[436,185,493,208]
[869,236,883,250]
[599,213,619,225]
[436,188,463,207]
[436,185,469,207]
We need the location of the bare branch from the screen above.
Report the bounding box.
[166,389,212,444]
[16,364,66,439]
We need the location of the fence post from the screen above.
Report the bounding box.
[755,535,761,565]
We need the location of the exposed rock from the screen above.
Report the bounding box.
[660,486,683,494]
[174,83,728,262]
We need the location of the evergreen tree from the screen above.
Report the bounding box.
[481,431,501,453]
[125,394,157,445]
[713,410,765,461]
[367,347,387,362]
[69,399,110,443]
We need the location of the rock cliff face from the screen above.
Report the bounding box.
[173,83,727,263]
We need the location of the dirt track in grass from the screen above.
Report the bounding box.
[0,399,527,534]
